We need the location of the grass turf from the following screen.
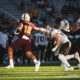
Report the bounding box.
[0,65,80,80]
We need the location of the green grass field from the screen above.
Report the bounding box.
[0,63,80,80]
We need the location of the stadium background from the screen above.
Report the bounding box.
[0,0,80,80]
[0,0,80,63]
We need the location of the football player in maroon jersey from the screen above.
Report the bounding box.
[5,13,44,71]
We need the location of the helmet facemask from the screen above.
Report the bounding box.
[60,20,70,32]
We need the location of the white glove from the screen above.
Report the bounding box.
[41,28,46,33]
[22,35,29,40]
[52,46,58,52]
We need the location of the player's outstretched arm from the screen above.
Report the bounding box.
[52,33,61,52]
[33,26,46,32]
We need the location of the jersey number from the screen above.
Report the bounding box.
[24,25,31,34]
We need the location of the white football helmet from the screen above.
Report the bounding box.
[60,20,70,32]
[21,13,30,21]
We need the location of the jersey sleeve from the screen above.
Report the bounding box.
[29,22,35,29]
[51,29,58,38]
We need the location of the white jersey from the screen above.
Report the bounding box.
[34,33,40,46]
[39,33,48,46]
[0,32,8,48]
[51,29,69,44]
[34,33,48,46]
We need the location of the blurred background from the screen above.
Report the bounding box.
[0,0,80,65]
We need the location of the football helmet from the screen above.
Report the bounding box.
[21,13,30,21]
[59,20,70,32]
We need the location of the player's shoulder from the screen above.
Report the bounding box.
[52,28,58,33]
[50,29,58,37]
[28,22,35,27]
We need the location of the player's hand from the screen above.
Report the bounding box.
[41,28,46,33]
[52,46,58,52]
[52,48,56,52]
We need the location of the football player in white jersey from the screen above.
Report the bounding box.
[58,19,80,70]
[33,32,40,60]
[41,24,80,71]
[38,32,48,63]
[74,18,80,69]
[47,25,74,71]
[34,32,48,62]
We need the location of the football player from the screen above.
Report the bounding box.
[42,24,80,71]
[5,13,44,71]
[74,18,80,69]
[38,32,48,63]
[75,51,80,69]
[58,20,80,70]
[33,32,40,61]
[60,19,80,70]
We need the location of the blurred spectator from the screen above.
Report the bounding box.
[51,5,55,15]
[20,0,25,10]
[60,14,66,20]
[55,15,61,25]
[0,27,8,64]
[45,38,53,61]
[43,0,49,9]
[39,13,47,25]
[32,9,38,20]
[0,14,5,24]
[36,0,44,9]
[46,6,53,17]
[61,3,75,16]
[75,3,80,14]
[38,33,48,63]
[33,32,40,60]
[61,4,68,15]
[31,0,37,4]
[67,3,75,14]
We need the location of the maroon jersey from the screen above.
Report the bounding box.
[11,20,35,51]
[18,20,35,38]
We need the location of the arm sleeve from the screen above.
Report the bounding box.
[51,29,58,38]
